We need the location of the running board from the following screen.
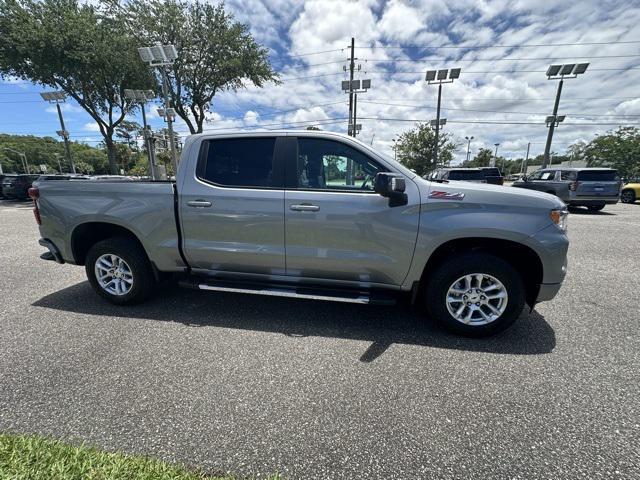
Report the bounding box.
[179,278,396,305]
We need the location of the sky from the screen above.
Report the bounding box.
[0,0,639,163]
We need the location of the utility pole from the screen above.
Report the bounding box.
[352,93,358,138]
[341,38,370,137]
[348,37,355,136]
[542,62,589,168]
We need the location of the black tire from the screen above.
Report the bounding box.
[85,236,155,305]
[424,253,525,337]
[587,204,605,211]
[621,189,636,204]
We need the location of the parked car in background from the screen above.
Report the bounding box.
[512,168,621,211]
[0,174,18,198]
[479,167,504,185]
[1,174,40,200]
[32,130,569,337]
[427,168,487,183]
[620,182,640,204]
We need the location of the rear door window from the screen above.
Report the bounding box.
[577,170,619,181]
[560,171,577,181]
[200,137,277,188]
[540,171,556,180]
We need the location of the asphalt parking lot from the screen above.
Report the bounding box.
[0,199,638,479]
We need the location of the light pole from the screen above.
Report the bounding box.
[138,44,179,175]
[425,68,461,166]
[542,63,589,168]
[492,143,500,167]
[40,91,76,174]
[465,136,474,162]
[124,89,158,180]
[53,153,63,173]
[2,147,29,173]
[392,138,397,161]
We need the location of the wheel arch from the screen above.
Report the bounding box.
[71,221,147,267]
[417,237,544,308]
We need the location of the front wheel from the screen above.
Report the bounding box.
[85,236,156,305]
[621,190,636,204]
[424,253,525,336]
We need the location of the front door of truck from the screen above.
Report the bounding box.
[179,136,286,276]
[283,136,420,286]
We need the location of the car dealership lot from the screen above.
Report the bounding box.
[0,200,638,479]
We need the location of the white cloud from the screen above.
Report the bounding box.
[83,122,101,132]
[244,110,260,125]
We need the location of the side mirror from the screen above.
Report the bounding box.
[374,172,407,207]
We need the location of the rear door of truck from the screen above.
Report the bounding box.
[178,135,287,276]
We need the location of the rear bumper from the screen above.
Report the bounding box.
[568,196,619,206]
[536,283,562,302]
[38,238,65,264]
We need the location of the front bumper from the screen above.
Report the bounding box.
[536,283,562,302]
[38,238,65,264]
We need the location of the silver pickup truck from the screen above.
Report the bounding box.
[31,131,569,336]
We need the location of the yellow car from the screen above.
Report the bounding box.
[621,183,640,204]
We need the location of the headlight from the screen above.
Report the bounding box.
[550,208,568,231]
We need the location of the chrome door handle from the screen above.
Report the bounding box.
[290,204,320,212]
[187,200,212,208]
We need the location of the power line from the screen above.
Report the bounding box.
[363,54,640,63]
[356,116,638,126]
[355,40,640,50]
[358,100,640,117]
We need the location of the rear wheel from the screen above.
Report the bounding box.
[85,237,155,305]
[621,189,636,204]
[424,253,525,336]
[587,204,605,211]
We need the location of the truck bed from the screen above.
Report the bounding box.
[36,179,186,272]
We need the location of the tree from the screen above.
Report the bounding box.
[569,127,640,179]
[463,148,493,168]
[395,123,457,176]
[117,0,279,134]
[0,0,153,174]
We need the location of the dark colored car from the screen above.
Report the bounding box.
[0,174,18,199]
[479,167,504,185]
[427,168,487,183]
[1,174,40,200]
[512,168,621,211]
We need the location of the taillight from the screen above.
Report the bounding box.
[569,181,579,191]
[28,187,41,225]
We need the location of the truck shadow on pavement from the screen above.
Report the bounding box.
[33,281,556,362]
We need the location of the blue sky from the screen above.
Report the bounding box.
[1,0,639,162]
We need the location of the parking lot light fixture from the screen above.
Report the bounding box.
[139,43,180,174]
[425,67,461,166]
[543,62,589,168]
[40,91,76,174]
[465,136,474,162]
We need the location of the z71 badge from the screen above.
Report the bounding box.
[428,190,465,200]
